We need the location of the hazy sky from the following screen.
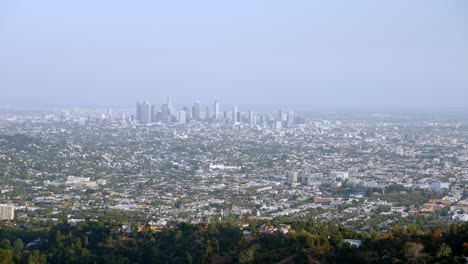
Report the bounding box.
[1,1,467,110]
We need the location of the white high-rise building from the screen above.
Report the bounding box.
[167,96,173,116]
[249,110,255,126]
[287,171,298,183]
[0,204,14,220]
[178,110,186,124]
[214,101,220,121]
[287,111,295,128]
[232,106,238,124]
[331,171,349,181]
[193,101,201,121]
[275,121,282,130]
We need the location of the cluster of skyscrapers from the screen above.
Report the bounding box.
[135,97,305,128]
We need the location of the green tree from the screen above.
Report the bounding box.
[436,243,452,257]
[28,250,47,264]
[239,246,256,264]
[0,249,13,264]
[402,242,427,264]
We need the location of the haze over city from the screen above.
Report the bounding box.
[2,1,468,263]
[1,1,467,110]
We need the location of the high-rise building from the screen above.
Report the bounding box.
[249,110,255,126]
[287,111,295,128]
[167,96,173,116]
[183,106,192,121]
[275,120,282,130]
[136,101,152,124]
[151,104,156,122]
[136,102,142,121]
[232,106,238,124]
[278,109,287,122]
[0,204,14,220]
[161,104,168,116]
[214,101,220,121]
[331,171,349,181]
[205,106,210,121]
[287,172,298,183]
[178,111,186,124]
[193,101,201,121]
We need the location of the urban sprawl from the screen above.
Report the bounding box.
[0,98,467,236]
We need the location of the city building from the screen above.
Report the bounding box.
[193,101,201,121]
[287,171,298,183]
[179,110,186,124]
[275,121,282,130]
[136,101,152,124]
[167,96,173,116]
[430,181,450,192]
[287,111,295,128]
[249,110,255,126]
[205,106,210,121]
[214,101,220,121]
[232,106,238,124]
[0,204,14,220]
[331,171,349,181]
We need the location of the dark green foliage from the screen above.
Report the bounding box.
[0,220,466,263]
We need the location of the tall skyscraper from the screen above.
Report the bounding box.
[183,106,192,121]
[249,110,255,126]
[278,109,287,122]
[178,110,186,124]
[136,101,152,124]
[167,96,173,116]
[232,106,238,124]
[287,171,298,183]
[287,111,295,128]
[161,104,168,116]
[214,101,220,121]
[151,104,156,122]
[136,101,142,121]
[193,101,201,121]
[205,106,210,121]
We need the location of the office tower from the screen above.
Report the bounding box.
[331,171,349,181]
[232,106,238,124]
[295,115,305,125]
[214,101,220,121]
[167,96,173,115]
[183,106,192,120]
[275,120,282,130]
[249,110,255,126]
[136,102,142,121]
[136,101,152,124]
[151,104,156,122]
[178,111,186,124]
[278,109,287,122]
[205,106,210,121]
[155,111,164,122]
[287,111,295,128]
[193,101,201,121]
[107,108,112,119]
[161,104,168,116]
[0,204,14,220]
[287,171,298,183]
